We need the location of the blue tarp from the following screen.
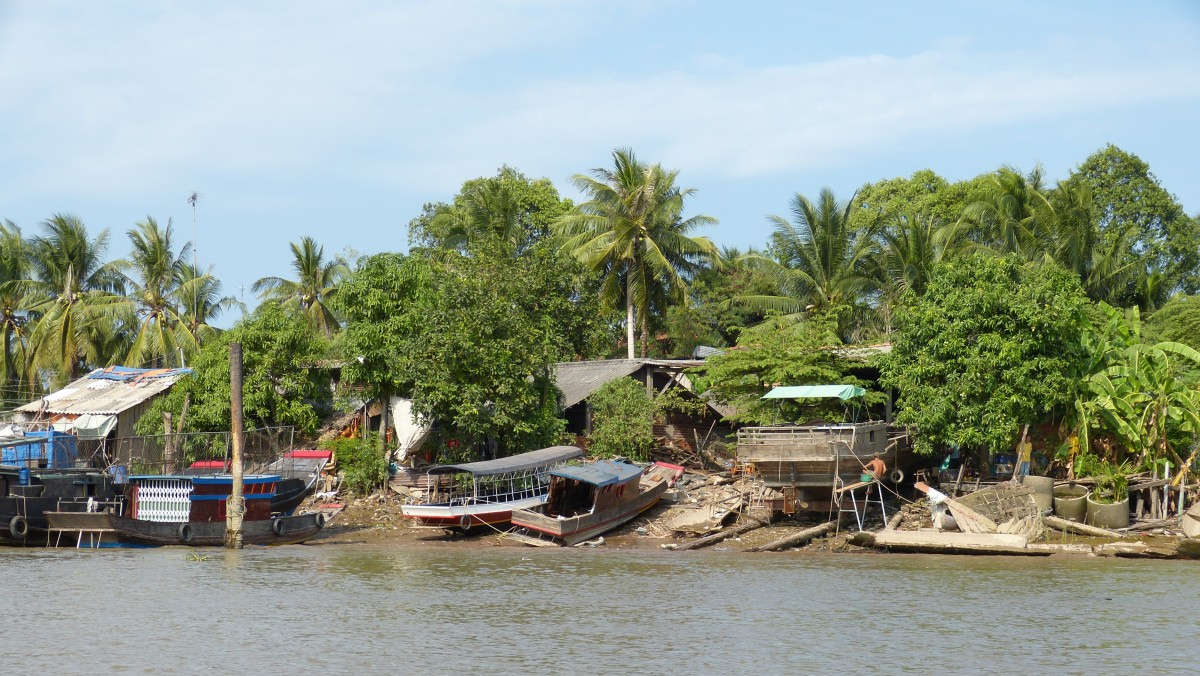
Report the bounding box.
[550,460,643,487]
[762,385,866,400]
[0,430,78,468]
[86,365,192,381]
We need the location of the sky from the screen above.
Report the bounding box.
[1,1,1198,326]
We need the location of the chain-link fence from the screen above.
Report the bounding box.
[99,426,297,475]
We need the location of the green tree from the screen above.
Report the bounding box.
[252,236,349,337]
[700,312,861,425]
[1073,144,1200,295]
[739,188,877,341]
[881,254,1090,456]
[555,148,720,359]
[959,166,1055,259]
[137,303,333,435]
[175,264,240,351]
[408,166,572,254]
[1145,295,1200,349]
[0,221,35,402]
[849,169,980,234]
[587,377,656,461]
[114,216,197,368]
[26,213,125,385]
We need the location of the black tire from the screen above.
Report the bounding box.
[9,515,28,540]
[271,517,286,535]
[314,512,327,529]
[177,523,192,543]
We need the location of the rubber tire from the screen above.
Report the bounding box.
[9,515,28,540]
[271,518,286,535]
[889,469,905,484]
[177,523,193,543]
[314,512,327,529]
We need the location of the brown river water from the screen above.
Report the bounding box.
[6,543,1198,675]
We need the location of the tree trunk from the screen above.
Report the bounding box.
[625,276,636,360]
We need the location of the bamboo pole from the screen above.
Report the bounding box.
[1045,515,1127,539]
[743,520,836,552]
[226,343,245,549]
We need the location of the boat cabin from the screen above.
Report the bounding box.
[126,474,280,523]
[542,460,644,518]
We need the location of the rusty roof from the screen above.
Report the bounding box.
[16,366,191,416]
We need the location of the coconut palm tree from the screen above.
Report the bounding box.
[25,214,125,385]
[737,188,877,340]
[113,217,200,368]
[0,221,36,402]
[252,237,349,337]
[554,148,719,358]
[176,265,241,351]
[960,166,1055,259]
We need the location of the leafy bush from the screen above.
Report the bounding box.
[324,435,388,496]
[588,377,655,461]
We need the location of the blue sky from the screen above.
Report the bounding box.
[2,1,1198,325]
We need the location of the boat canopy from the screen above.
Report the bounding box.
[762,385,866,401]
[427,445,584,476]
[550,460,642,487]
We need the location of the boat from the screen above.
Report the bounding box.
[182,449,332,515]
[734,384,907,513]
[510,460,683,545]
[0,465,118,545]
[45,473,325,547]
[399,445,584,530]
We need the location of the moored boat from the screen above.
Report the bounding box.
[400,445,584,530]
[510,460,683,545]
[46,473,325,547]
[0,466,117,545]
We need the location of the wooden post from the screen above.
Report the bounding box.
[163,412,174,474]
[226,342,245,549]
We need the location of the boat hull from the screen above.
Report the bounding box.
[46,511,326,547]
[511,479,669,546]
[401,495,549,530]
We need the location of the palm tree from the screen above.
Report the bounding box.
[554,148,719,358]
[176,265,241,351]
[0,221,35,402]
[1045,177,1135,304]
[25,214,124,385]
[252,237,349,337]
[960,166,1055,259]
[114,216,199,368]
[738,188,877,340]
[868,211,970,334]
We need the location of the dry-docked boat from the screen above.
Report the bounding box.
[510,460,683,545]
[45,473,325,547]
[400,445,584,530]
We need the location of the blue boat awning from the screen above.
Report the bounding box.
[762,385,866,400]
[550,460,642,487]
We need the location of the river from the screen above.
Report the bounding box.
[6,543,1198,675]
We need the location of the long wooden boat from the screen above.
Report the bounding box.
[46,473,326,547]
[510,460,683,545]
[400,445,584,530]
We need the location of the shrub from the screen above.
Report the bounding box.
[323,435,388,496]
[588,378,655,461]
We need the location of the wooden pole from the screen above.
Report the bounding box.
[226,342,245,549]
[743,520,836,552]
[1045,515,1127,539]
[675,516,768,551]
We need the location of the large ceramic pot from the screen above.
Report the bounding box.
[1086,495,1130,529]
[1019,475,1055,512]
[1053,485,1089,522]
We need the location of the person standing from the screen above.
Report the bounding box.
[1014,425,1032,479]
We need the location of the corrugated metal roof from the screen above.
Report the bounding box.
[553,360,645,409]
[16,366,191,416]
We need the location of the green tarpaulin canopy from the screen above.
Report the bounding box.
[762,385,866,400]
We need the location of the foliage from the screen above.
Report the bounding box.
[881,254,1090,455]
[849,169,981,234]
[408,166,572,255]
[587,377,656,461]
[1144,295,1200,350]
[1074,453,1133,503]
[136,303,333,435]
[555,147,720,359]
[252,236,349,337]
[323,434,388,496]
[658,246,775,357]
[700,312,870,425]
[1072,144,1200,297]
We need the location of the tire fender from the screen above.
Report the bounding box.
[9,515,28,540]
[177,523,193,543]
[889,469,905,484]
[271,517,286,535]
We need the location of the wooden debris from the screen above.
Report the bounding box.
[674,516,768,551]
[886,511,904,530]
[743,520,836,552]
[1094,541,1177,559]
[1045,515,1130,539]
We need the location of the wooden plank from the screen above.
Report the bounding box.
[1045,515,1129,539]
[870,529,1047,556]
[675,516,768,551]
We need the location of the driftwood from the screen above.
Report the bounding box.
[743,520,835,553]
[1117,518,1177,533]
[675,516,768,551]
[887,512,904,530]
[1045,515,1129,539]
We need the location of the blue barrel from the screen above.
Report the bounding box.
[18,467,30,485]
[110,464,128,484]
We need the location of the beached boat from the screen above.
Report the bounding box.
[400,445,584,530]
[735,385,906,513]
[510,460,683,545]
[0,466,117,545]
[46,473,325,547]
